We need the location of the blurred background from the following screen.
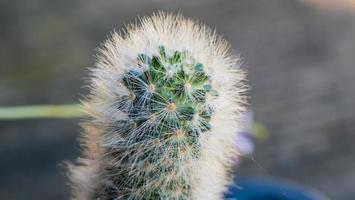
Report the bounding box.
[1,0,355,199]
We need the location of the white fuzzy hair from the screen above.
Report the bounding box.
[68,12,247,200]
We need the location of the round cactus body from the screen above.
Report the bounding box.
[68,12,247,200]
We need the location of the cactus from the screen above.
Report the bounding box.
[68,12,247,200]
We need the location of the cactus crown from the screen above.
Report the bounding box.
[122,45,217,137]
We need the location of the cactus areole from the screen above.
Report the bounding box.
[69,12,247,200]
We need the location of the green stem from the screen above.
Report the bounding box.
[0,104,84,120]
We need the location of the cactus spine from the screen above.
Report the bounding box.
[69,12,247,200]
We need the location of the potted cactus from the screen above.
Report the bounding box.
[68,12,247,200]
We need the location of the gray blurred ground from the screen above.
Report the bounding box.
[0,0,354,199]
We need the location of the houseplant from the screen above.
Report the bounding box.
[68,12,247,200]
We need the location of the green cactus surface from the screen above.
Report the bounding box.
[103,46,218,199]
